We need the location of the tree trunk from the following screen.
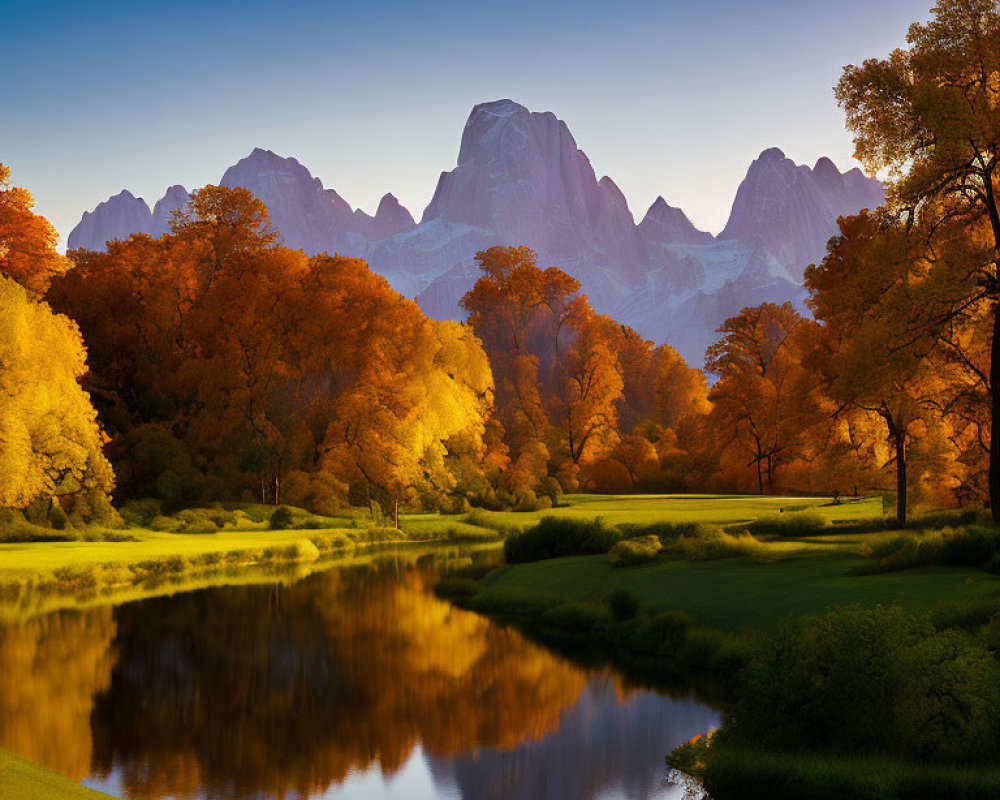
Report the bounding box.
[895,432,907,528]
[393,499,399,530]
[991,302,1000,521]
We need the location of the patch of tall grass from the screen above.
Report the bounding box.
[673,524,767,561]
[608,535,662,567]
[504,516,621,563]
[850,525,1000,575]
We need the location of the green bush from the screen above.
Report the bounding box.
[851,526,1000,575]
[725,605,1000,763]
[269,506,294,530]
[503,516,621,563]
[675,524,765,561]
[746,511,828,537]
[607,588,639,621]
[538,476,564,507]
[120,499,163,528]
[608,535,662,567]
[939,525,1000,567]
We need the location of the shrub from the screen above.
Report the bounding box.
[939,525,1000,567]
[746,511,828,537]
[675,524,765,561]
[851,526,1000,575]
[727,605,1000,763]
[120,499,163,528]
[504,516,622,563]
[608,535,662,567]
[607,588,639,621]
[269,506,294,530]
[538,476,564,507]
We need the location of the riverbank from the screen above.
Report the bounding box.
[441,509,1000,799]
[0,494,872,619]
[0,501,511,619]
[0,748,112,800]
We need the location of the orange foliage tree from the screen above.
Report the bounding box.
[49,187,492,515]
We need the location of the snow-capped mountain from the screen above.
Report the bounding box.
[66,100,883,366]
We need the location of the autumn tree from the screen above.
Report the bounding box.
[705,302,822,494]
[0,163,70,295]
[0,275,114,519]
[836,0,1000,516]
[51,188,493,514]
[806,212,942,522]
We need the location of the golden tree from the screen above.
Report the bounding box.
[836,0,1000,516]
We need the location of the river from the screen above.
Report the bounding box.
[0,548,719,799]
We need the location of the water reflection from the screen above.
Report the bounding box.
[0,553,719,799]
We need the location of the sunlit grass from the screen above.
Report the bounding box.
[0,747,111,800]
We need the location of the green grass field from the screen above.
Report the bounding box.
[471,552,999,630]
[0,748,111,800]
[0,494,879,585]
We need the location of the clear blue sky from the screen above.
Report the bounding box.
[2,0,932,245]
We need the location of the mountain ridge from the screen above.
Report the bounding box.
[66,100,884,367]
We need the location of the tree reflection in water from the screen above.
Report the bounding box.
[0,554,719,800]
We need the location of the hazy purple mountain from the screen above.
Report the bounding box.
[67,190,153,251]
[638,197,713,248]
[70,149,414,260]
[150,185,189,237]
[67,101,883,368]
[220,148,370,256]
[380,99,655,316]
[719,147,883,271]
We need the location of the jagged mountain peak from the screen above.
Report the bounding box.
[720,147,884,274]
[758,147,787,161]
[638,196,713,247]
[151,185,190,236]
[67,189,152,250]
[470,98,529,118]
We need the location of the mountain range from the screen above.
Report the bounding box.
[67,99,884,367]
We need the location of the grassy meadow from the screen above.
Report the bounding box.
[0,494,879,605]
[0,748,111,800]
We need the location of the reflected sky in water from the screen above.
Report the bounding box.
[0,552,718,800]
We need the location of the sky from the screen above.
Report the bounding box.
[3,0,933,247]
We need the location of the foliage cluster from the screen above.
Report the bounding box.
[723,605,1000,764]
[503,516,622,563]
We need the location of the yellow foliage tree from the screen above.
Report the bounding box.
[0,275,114,513]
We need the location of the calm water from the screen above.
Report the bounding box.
[0,550,719,800]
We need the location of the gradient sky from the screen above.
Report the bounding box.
[3,0,933,247]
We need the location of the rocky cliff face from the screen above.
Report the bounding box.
[67,190,153,251]
[719,148,883,272]
[68,101,883,367]
[150,185,189,237]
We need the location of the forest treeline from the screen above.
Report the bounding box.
[1,0,999,527]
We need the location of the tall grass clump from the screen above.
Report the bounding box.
[504,516,621,563]
[673,524,766,561]
[608,535,662,567]
[850,525,1000,575]
[745,511,828,537]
